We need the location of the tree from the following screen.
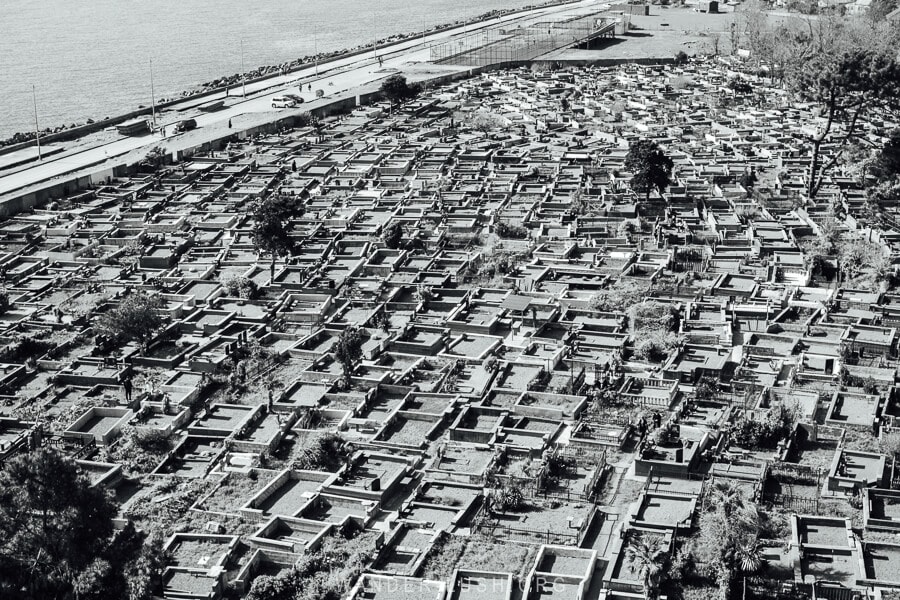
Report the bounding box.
[728,78,753,95]
[95,290,166,352]
[868,0,899,22]
[252,196,296,283]
[382,221,404,249]
[694,480,762,599]
[624,139,674,200]
[625,534,667,600]
[739,169,758,197]
[871,129,900,183]
[737,0,770,62]
[0,449,140,600]
[292,432,349,472]
[837,236,889,289]
[221,273,258,299]
[694,376,719,401]
[123,533,167,600]
[788,46,900,198]
[380,74,422,111]
[866,177,900,219]
[464,110,508,136]
[734,537,764,574]
[674,50,689,65]
[334,326,363,384]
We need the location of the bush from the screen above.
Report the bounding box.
[730,406,794,449]
[488,482,526,512]
[292,433,348,471]
[220,273,258,299]
[496,222,528,239]
[634,331,683,362]
[94,291,166,351]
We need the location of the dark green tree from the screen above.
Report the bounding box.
[334,326,364,385]
[380,74,422,111]
[95,290,166,352]
[739,170,758,196]
[0,449,136,600]
[382,221,404,249]
[624,140,674,200]
[252,196,296,283]
[788,48,900,198]
[871,129,900,183]
[728,78,753,95]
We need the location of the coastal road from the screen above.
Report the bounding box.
[0,0,602,201]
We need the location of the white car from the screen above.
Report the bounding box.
[271,96,298,109]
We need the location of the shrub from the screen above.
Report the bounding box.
[496,222,528,239]
[488,482,526,512]
[292,433,348,471]
[729,406,795,449]
[220,273,258,299]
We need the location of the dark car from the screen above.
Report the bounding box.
[174,118,197,133]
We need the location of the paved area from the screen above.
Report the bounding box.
[0,0,602,202]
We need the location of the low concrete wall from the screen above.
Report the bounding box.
[0,0,584,158]
[1,51,670,215]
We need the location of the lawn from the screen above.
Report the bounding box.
[198,469,279,514]
[419,534,536,583]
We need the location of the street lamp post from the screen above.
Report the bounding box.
[314,30,319,77]
[241,39,247,98]
[149,58,157,132]
[32,85,42,161]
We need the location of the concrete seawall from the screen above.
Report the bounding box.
[0,66,489,216]
[0,0,584,159]
[0,55,679,217]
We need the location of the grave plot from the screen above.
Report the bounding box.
[862,542,900,586]
[863,488,900,532]
[426,444,494,484]
[476,494,594,546]
[374,413,443,448]
[64,406,132,445]
[165,533,238,570]
[791,515,854,548]
[155,436,225,478]
[247,516,332,554]
[825,449,887,495]
[349,574,446,600]
[194,468,280,515]
[245,469,336,518]
[604,529,673,594]
[629,491,697,531]
[449,570,513,600]
[372,525,438,575]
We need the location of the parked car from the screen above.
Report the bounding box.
[272,95,299,108]
[173,118,197,133]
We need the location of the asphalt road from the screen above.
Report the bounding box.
[0,0,601,201]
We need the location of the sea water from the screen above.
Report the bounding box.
[0,0,533,138]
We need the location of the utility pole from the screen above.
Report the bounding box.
[241,39,247,98]
[372,6,379,60]
[32,85,42,161]
[314,30,319,77]
[149,59,157,132]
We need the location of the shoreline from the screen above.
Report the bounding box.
[0,0,578,153]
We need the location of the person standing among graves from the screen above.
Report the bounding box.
[122,373,134,404]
